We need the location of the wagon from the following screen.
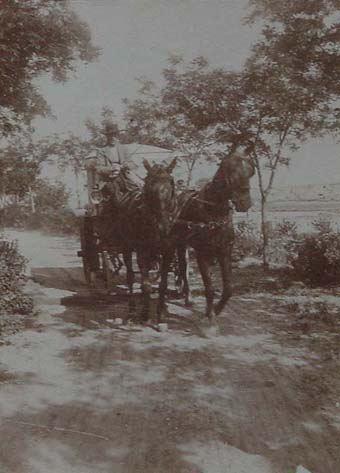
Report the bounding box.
[76,153,127,289]
[76,144,185,293]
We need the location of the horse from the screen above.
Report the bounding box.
[105,158,178,320]
[158,150,255,320]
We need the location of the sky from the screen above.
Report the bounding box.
[34,0,339,187]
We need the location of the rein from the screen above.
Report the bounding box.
[177,215,231,232]
[169,169,234,237]
[192,196,216,207]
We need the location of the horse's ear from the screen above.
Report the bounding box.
[143,159,152,172]
[167,158,177,173]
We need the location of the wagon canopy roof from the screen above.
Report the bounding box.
[87,143,186,180]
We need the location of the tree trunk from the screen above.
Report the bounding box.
[74,168,81,208]
[186,160,195,187]
[260,195,269,270]
[28,186,35,213]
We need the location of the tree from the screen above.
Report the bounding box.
[123,58,223,186]
[243,0,340,266]
[124,0,340,266]
[84,107,121,146]
[0,0,98,212]
[0,153,39,203]
[41,133,89,208]
[42,109,122,207]
[123,59,294,266]
[0,133,49,206]
[0,131,77,204]
[33,179,70,213]
[0,0,99,136]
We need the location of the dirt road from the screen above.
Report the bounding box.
[0,230,339,473]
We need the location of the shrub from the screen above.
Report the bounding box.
[267,219,299,266]
[312,217,333,234]
[28,207,79,235]
[275,219,298,237]
[233,220,262,261]
[0,238,33,315]
[0,203,30,229]
[29,179,79,234]
[1,180,79,235]
[291,224,340,286]
[233,218,299,266]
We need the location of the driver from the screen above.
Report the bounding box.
[87,123,139,209]
[99,162,138,209]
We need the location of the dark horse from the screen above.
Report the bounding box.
[108,158,178,319]
[158,150,255,320]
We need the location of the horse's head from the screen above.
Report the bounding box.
[217,153,255,212]
[143,158,177,237]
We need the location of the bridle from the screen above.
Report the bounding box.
[214,156,254,203]
[172,156,253,235]
[143,167,179,232]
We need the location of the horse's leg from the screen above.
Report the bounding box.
[196,250,214,319]
[137,251,152,322]
[157,247,175,323]
[123,250,134,294]
[214,245,233,315]
[177,245,192,307]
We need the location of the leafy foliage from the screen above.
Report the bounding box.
[291,223,340,286]
[246,0,340,137]
[0,0,99,136]
[31,179,78,234]
[2,180,78,234]
[0,132,76,203]
[234,220,262,261]
[123,0,340,264]
[124,59,224,185]
[84,108,121,147]
[44,109,122,179]
[0,238,33,315]
[266,219,299,266]
[0,153,39,200]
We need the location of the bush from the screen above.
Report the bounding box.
[233,218,298,266]
[233,220,262,261]
[30,179,79,234]
[1,180,79,235]
[291,224,340,287]
[0,238,33,315]
[28,207,79,235]
[0,203,30,229]
[267,219,299,266]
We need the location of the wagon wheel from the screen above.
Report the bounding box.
[101,251,115,291]
[79,217,100,285]
[110,252,124,275]
[149,260,161,283]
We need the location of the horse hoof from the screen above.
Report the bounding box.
[214,301,226,316]
[201,312,216,327]
[185,300,194,308]
[214,305,222,316]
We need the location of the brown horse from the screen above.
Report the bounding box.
[110,158,178,320]
[158,150,255,320]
